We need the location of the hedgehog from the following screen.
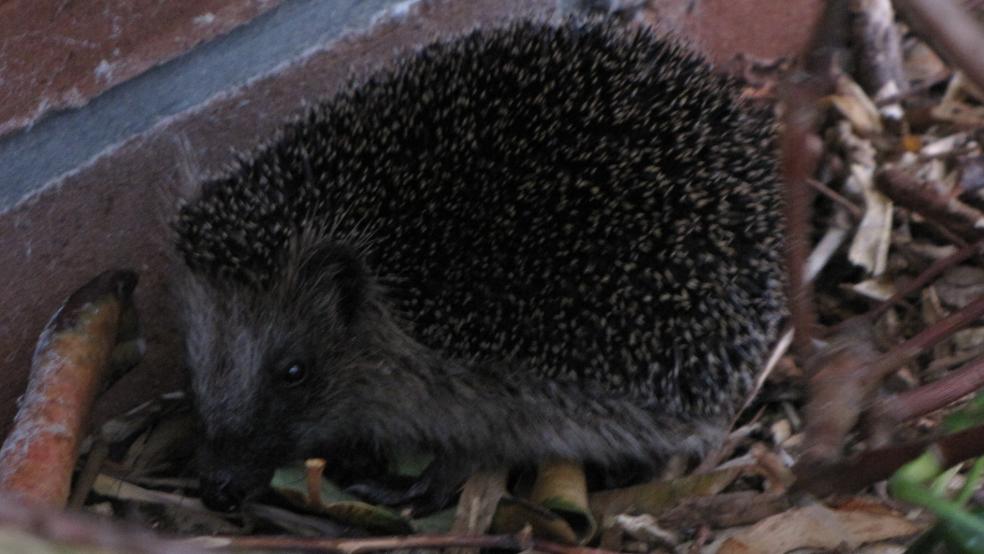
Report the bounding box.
[174,17,786,513]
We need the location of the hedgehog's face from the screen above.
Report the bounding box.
[180,242,372,511]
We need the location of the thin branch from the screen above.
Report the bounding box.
[657,491,791,530]
[799,321,883,466]
[852,0,907,98]
[780,116,822,361]
[875,168,984,243]
[829,238,984,335]
[0,270,139,507]
[797,294,984,467]
[807,178,863,219]
[780,0,852,362]
[874,71,951,106]
[796,422,984,495]
[202,532,622,554]
[0,493,195,554]
[894,0,984,93]
[874,353,984,424]
[863,294,984,383]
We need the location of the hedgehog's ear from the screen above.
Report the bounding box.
[296,243,368,325]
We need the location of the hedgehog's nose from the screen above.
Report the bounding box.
[200,469,245,512]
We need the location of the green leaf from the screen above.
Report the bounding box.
[492,495,580,544]
[269,464,412,535]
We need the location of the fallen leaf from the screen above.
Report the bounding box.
[492,496,579,544]
[838,122,893,276]
[449,468,508,554]
[269,464,414,535]
[589,466,744,525]
[830,76,884,135]
[937,266,984,308]
[528,461,595,543]
[717,502,923,553]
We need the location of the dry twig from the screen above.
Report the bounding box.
[0,270,139,507]
[796,422,984,495]
[779,0,852,361]
[873,353,984,425]
[875,168,984,242]
[895,0,984,92]
[203,531,622,554]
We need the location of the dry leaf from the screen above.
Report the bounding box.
[614,514,678,550]
[492,496,579,544]
[589,466,744,524]
[933,74,984,126]
[716,502,922,553]
[849,165,894,276]
[902,134,923,153]
[920,132,969,158]
[830,76,884,135]
[269,464,415,535]
[837,122,893,275]
[903,39,947,83]
[936,266,984,308]
[450,469,508,554]
[851,277,898,301]
[528,461,596,543]
[958,155,984,194]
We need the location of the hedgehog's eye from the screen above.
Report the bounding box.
[281,362,306,387]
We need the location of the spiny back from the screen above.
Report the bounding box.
[175,19,785,417]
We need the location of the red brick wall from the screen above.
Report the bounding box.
[0,0,280,137]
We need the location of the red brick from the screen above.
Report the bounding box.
[0,0,281,137]
[648,0,824,65]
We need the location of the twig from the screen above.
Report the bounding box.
[852,0,907,98]
[807,178,864,219]
[305,458,326,510]
[202,532,622,554]
[829,238,984,334]
[245,503,350,537]
[781,90,823,361]
[925,219,972,250]
[894,0,984,93]
[873,353,984,424]
[800,321,883,466]
[874,70,951,106]
[0,270,139,507]
[0,493,196,554]
[68,438,110,509]
[450,469,509,554]
[863,295,984,383]
[780,0,851,362]
[795,422,984,496]
[799,294,984,468]
[875,168,984,243]
[92,474,212,514]
[657,491,792,530]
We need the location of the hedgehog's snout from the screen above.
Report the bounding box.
[199,468,245,512]
[197,443,275,513]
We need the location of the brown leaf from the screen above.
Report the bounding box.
[529,461,596,544]
[717,502,923,553]
[450,469,508,554]
[588,466,743,524]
